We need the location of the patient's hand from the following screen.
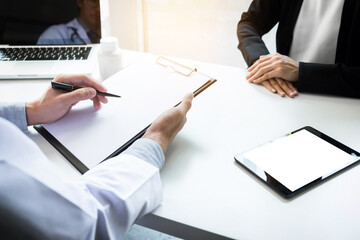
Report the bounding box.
[247,53,299,84]
[260,78,298,98]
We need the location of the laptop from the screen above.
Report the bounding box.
[0,0,101,79]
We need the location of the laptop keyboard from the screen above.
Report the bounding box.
[0,46,92,61]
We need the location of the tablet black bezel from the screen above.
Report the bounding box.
[234,126,360,198]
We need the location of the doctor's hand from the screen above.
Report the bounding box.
[247,53,299,84]
[261,78,298,98]
[142,93,194,154]
[26,74,108,126]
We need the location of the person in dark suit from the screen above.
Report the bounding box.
[237,0,360,98]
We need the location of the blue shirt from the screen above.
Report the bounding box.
[37,18,91,45]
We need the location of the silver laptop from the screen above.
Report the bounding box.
[0,0,101,79]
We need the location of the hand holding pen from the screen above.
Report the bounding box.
[52,81,121,98]
[26,75,112,126]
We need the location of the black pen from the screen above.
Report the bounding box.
[51,81,121,98]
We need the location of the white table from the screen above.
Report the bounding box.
[139,59,360,240]
[2,51,360,240]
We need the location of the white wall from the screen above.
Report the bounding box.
[107,0,276,68]
[107,0,139,50]
[144,0,253,68]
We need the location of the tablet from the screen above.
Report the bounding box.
[234,126,360,198]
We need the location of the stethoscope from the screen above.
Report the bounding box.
[69,27,87,44]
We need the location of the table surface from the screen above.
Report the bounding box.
[2,51,360,240]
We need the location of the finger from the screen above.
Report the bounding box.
[251,69,277,84]
[58,87,97,106]
[286,81,298,96]
[247,62,274,82]
[177,93,194,114]
[262,81,276,93]
[260,53,282,62]
[247,54,272,72]
[269,79,285,97]
[247,59,271,79]
[275,78,294,98]
[247,58,264,72]
[54,74,107,93]
[248,55,271,71]
[97,95,108,104]
[247,59,260,72]
[92,96,101,110]
[259,54,275,61]
[249,57,286,83]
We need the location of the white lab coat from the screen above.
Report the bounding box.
[37,18,91,45]
[0,117,163,239]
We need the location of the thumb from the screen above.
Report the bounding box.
[60,87,97,106]
[178,93,194,113]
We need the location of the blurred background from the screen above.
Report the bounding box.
[104,0,277,69]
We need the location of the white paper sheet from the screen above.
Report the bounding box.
[243,129,358,192]
[43,55,212,169]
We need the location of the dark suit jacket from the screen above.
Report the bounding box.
[237,0,360,98]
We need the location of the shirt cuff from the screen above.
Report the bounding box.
[122,138,165,169]
[0,102,28,131]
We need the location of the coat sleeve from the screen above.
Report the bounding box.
[0,117,163,240]
[237,0,283,66]
[298,62,360,98]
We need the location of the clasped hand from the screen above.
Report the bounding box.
[246,53,299,98]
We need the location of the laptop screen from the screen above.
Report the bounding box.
[0,0,101,45]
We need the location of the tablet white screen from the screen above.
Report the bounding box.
[242,129,358,192]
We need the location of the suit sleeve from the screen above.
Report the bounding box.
[237,0,283,66]
[298,62,360,98]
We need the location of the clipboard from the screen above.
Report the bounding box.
[34,54,216,174]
